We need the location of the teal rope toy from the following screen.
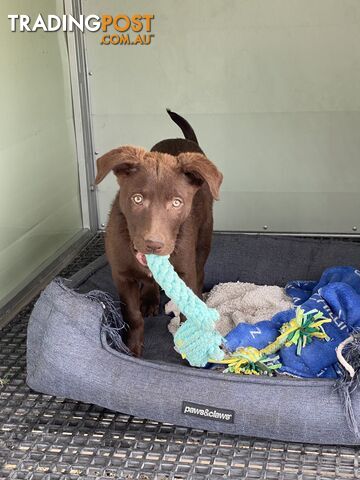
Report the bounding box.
[146,254,225,367]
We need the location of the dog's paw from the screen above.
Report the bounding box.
[141,300,159,317]
[126,329,144,357]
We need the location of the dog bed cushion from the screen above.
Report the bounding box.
[27,234,360,445]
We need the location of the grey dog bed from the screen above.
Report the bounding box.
[27,233,360,445]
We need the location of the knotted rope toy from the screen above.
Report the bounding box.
[211,308,331,375]
[146,254,225,367]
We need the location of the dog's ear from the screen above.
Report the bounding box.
[95,146,146,184]
[178,152,223,200]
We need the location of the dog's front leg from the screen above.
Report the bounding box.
[173,252,200,298]
[140,278,160,317]
[114,276,144,357]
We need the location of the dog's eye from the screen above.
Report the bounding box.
[172,197,183,208]
[132,194,143,205]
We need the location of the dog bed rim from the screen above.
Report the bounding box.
[100,330,335,388]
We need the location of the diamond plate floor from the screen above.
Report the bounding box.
[0,234,359,480]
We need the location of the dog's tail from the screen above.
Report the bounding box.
[166,108,198,144]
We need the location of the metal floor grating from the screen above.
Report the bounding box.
[1,233,360,480]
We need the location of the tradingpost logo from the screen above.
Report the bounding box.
[8,13,155,46]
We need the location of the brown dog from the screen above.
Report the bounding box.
[95,110,223,356]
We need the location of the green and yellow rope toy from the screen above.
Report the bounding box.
[211,308,331,375]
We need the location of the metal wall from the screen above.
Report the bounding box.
[0,0,83,306]
[84,0,360,234]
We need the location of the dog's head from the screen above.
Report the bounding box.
[95,145,223,263]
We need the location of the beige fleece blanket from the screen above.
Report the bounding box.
[167,281,293,337]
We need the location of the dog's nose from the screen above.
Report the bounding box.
[144,238,164,253]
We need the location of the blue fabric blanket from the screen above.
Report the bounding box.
[224,267,360,378]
